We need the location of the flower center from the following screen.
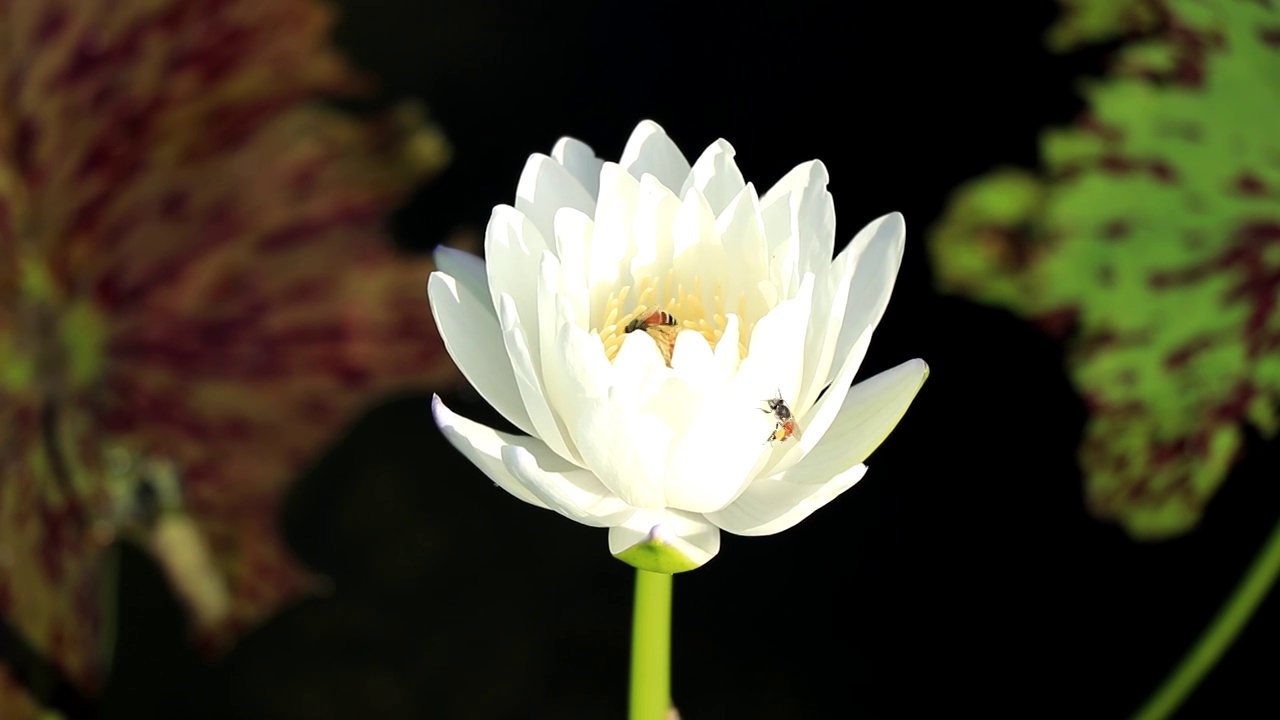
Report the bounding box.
[598,271,751,365]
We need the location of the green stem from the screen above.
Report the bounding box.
[1131,510,1280,720]
[629,569,673,720]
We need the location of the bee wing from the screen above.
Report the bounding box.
[645,325,681,367]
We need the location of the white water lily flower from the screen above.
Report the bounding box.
[428,120,927,573]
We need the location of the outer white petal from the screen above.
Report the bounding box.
[434,396,634,528]
[779,213,906,472]
[486,206,548,362]
[542,298,609,463]
[620,120,692,191]
[796,240,856,415]
[609,508,721,572]
[427,272,535,435]
[497,294,576,462]
[535,252,584,466]
[681,139,747,217]
[515,154,597,243]
[431,395,549,509]
[432,246,490,318]
[706,464,868,536]
[501,441,636,528]
[783,359,929,484]
[829,213,906,386]
[552,136,604,200]
[553,207,593,329]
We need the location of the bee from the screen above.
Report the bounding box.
[762,392,800,444]
[624,308,680,367]
[624,308,678,334]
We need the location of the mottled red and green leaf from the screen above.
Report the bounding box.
[0,0,455,716]
[930,0,1280,539]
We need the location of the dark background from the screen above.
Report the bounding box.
[101,1,1280,718]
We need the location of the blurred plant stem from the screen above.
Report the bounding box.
[1131,511,1280,720]
[629,569,672,720]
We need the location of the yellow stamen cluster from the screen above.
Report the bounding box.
[599,271,751,366]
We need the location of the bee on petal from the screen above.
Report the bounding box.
[762,392,801,444]
[624,307,680,367]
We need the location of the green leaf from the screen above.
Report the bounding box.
[930,0,1280,540]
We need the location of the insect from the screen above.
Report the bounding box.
[762,392,800,444]
[624,308,678,334]
[624,308,680,366]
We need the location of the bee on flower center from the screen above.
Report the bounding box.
[762,393,800,444]
[624,309,677,334]
[624,308,680,367]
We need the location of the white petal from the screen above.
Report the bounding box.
[497,294,576,462]
[535,251,584,466]
[553,207,593,329]
[542,300,611,466]
[434,396,634,528]
[669,328,718,385]
[783,213,906,469]
[427,272,534,435]
[431,395,549,509]
[739,273,815,418]
[485,205,548,361]
[784,359,929,484]
[629,173,681,285]
[609,508,721,571]
[716,184,772,321]
[760,161,835,294]
[796,240,856,414]
[671,188,725,298]
[515,154,597,242]
[681,139,747,216]
[620,120,692,191]
[662,393,770,513]
[432,246,490,317]
[706,464,868,536]
[830,213,906,385]
[573,332,671,508]
[663,327,779,513]
[501,440,636,527]
[552,136,604,200]
[588,164,641,326]
[713,313,741,377]
[548,297,609,404]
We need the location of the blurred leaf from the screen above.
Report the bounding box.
[1045,0,1163,52]
[929,0,1280,540]
[0,0,456,715]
